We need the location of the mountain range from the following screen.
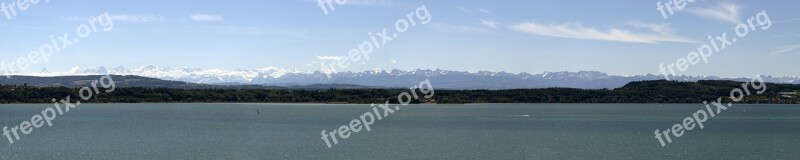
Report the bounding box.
[10,65,800,89]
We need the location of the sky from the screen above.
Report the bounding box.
[0,0,798,77]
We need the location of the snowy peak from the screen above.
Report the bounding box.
[16,65,302,84]
[136,65,159,72]
[10,65,800,89]
[540,71,609,80]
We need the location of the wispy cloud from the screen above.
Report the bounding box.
[218,26,263,35]
[215,26,308,38]
[63,14,165,22]
[457,6,469,12]
[301,0,394,7]
[111,14,166,22]
[476,8,493,15]
[61,16,84,21]
[316,55,345,61]
[685,2,741,24]
[431,23,494,34]
[275,30,309,38]
[775,18,800,24]
[479,19,498,28]
[770,45,800,55]
[458,7,494,16]
[346,0,394,6]
[511,22,698,44]
[627,20,672,34]
[191,14,224,22]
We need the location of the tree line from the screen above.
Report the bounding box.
[1,80,798,104]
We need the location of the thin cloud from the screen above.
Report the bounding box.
[346,0,394,6]
[61,16,85,21]
[219,26,263,35]
[511,22,698,44]
[457,6,469,12]
[110,14,166,22]
[627,20,672,34]
[775,18,800,23]
[476,8,494,15]
[431,23,494,34]
[316,55,345,61]
[63,14,165,22]
[275,30,309,38]
[479,19,498,28]
[685,2,741,24]
[770,45,800,55]
[458,7,494,16]
[302,0,394,7]
[191,14,224,22]
[218,26,308,38]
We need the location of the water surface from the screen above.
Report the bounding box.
[0,104,797,159]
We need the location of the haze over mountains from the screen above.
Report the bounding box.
[10,65,800,89]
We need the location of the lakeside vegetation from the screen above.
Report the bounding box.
[1,80,798,104]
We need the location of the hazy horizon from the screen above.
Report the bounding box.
[6,64,800,79]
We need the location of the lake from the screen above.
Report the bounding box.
[0,104,798,159]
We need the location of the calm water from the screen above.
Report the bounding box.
[0,103,798,159]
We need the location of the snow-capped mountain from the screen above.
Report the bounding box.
[26,65,306,84]
[15,65,800,89]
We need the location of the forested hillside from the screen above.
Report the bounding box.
[1,80,798,104]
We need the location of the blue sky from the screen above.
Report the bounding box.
[0,0,798,77]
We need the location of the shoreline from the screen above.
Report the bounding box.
[2,102,799,105]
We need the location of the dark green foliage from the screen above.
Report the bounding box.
[1,80,798,104]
